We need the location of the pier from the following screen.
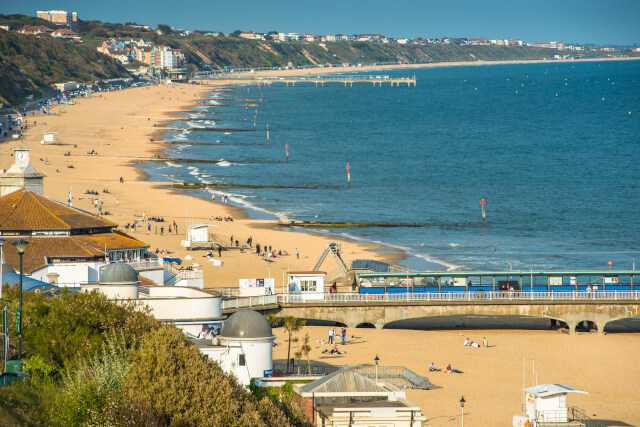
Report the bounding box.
[196,75,417,87]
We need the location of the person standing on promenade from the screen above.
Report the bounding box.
[296,248,299,259]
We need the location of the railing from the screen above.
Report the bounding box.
[164,270,204,287]
[125,258,163,270]
[271,363,429,389]
[277,290,640,304]
[221,295,278,310]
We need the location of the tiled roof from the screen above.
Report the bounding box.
[3,233,149,274]
[0,190,116,231]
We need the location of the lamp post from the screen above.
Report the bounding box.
[374,355,380,383]
[0,238,4,300]
[12,238,29,363]
[460,396,466,427]
[530,265,533,300]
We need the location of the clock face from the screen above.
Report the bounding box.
[16,151,28,163]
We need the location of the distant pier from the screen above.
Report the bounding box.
[194,74,417,87]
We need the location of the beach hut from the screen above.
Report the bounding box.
[513,384,588,426]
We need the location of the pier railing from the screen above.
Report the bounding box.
[278,290,640,304]
[221,295,278,311]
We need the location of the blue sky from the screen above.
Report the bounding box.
[5,0,640,44]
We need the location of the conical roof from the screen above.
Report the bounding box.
[0,189,116,231]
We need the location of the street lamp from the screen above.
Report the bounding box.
[460,396,466,427]
[12,238,29,363]
[530,265,534,300]
[0,238,4,300]
[374,355,380,383]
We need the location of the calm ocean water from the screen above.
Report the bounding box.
[153,61,640,271]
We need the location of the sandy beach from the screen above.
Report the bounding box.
[273,325,640,426]
[4,58,640,426]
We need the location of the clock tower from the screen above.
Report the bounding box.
[0,145,45,196]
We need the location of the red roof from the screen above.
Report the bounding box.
[0,190,116,231]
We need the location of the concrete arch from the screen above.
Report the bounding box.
[356,322,376,329]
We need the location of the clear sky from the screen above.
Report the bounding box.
[4,0,640,45]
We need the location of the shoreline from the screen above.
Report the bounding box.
[151,85,455,272]
[5,82,416,289]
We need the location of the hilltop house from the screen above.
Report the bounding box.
[16,26,54,36]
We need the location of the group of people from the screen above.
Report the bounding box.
[328,327,348,346]
[463,337,488,348]
[212,194,230,204]
[210,216,233,221]
[429,362,463,374]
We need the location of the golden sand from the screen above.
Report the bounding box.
[273,326,640,426]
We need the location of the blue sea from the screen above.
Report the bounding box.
[151,60,640,271]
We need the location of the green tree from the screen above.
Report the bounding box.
[283,316,305,374]
[157,23,172,35]
[265,313,280,327]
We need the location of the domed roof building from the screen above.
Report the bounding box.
[99,262,139,284]
[92,262,140,300]
[198,310,276,386]
[221,310,273,339]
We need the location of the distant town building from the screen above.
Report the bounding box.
[36,10,78,32]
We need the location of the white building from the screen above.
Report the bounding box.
[287,271,326,301]
[514,384,588,426]
[0,145,44,196]
[196,310,276,386]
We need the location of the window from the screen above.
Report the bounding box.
[238,354,246,366]
[301,280,316,292]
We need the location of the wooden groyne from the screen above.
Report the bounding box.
[278,220,474,228]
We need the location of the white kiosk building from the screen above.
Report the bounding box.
[514,384,589,426]
[287,271,326,301]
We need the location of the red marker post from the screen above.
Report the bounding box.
[266,123,269,144]
[480,198,486,227]
[346,163,351,188]
[608,260,613,270]
[285,144,289,162]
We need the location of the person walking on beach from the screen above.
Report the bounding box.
[341,327,347,345]
[483,337,488,348]
[160,226,164,235]
[218,244,222,257]
[296,248,299,259]
[116,199,119,208]
[328,328,334,345]
[256,243,261,254]
[230,235,233,246]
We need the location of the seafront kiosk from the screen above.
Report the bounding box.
[513,384,588,426]
[287,271,326,301]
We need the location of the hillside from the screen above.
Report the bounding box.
[177,36,570,69]
[0,31,128,106]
